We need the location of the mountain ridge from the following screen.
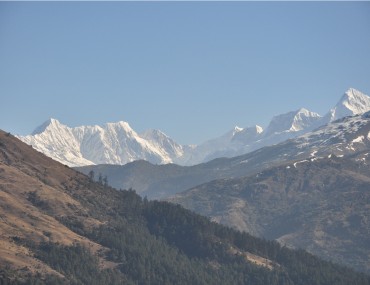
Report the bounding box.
[18,88,370,167]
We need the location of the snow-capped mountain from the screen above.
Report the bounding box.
[322,88,370,124]
[20,119,185,167]
[18,88,370,167]
[140,129,185,160]
[185,88,370,164]
[232,125,264,143]
[23,118,94,166]
[180,108,322,164]
[176,125,263,165]
[263,108,321,136]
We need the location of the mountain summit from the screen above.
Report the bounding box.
[323,88,370,123]
[264,108,321,135]
[18,88,370,167]
[31,118,64,135]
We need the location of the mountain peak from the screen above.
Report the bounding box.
[325,88,370,123]
[140,129,184,160]
[105,121,134,133]
[340,88,370,110]
[141,129,168,138]
[230,125,263,144]
[31,118,63,135]
[264,108,321,135]
[297,107,315,115]
[344,87,363,97]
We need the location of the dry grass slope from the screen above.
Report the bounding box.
[0,130,111,277]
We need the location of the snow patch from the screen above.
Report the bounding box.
[293,160,309,168]
[352,136,364,143]
[310,157,323,162]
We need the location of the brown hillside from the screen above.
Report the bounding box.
[0,130,111,276]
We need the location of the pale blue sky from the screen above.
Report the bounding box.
[1,2,369,144]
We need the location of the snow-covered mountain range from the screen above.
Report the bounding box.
[20,119,186,167]
[19,88,370,167]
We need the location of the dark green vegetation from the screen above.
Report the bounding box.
[0,243,125,285]
[1,130,370,284]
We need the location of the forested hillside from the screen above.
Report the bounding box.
[0,130,369,284]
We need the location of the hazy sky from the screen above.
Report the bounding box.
[1,2,369,144]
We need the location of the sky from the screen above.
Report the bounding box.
[0,2,370,145]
